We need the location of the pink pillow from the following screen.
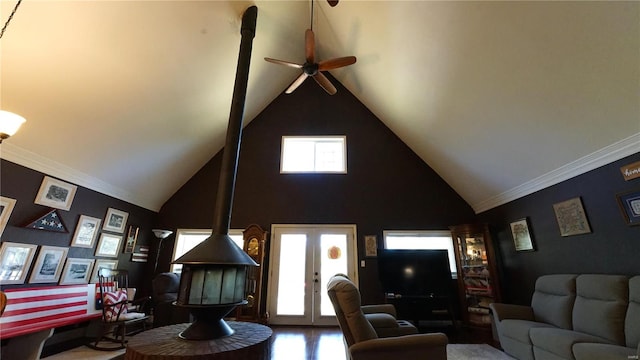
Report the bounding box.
[103,289,128,321]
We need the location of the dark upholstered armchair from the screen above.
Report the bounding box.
[330,273,418,338]
[327,274,448,360]
[151,272,191,327]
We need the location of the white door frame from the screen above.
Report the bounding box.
[266,224,358,326]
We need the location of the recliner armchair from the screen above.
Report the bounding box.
[327,274,448,360]
[330,274,418,338]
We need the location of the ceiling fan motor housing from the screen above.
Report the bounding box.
[303,62,319,76]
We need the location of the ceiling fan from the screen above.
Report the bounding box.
[264,0,356,95]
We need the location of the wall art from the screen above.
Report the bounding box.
[616,189,640,226]
[70,215,101,248]
[132,245,149,263]
[59,258,95,285]
[90,259,118,283]
[102,208,128,233]
[24,209,68,233]
[0,242,38,284]
[364,235,377,257]
[553,197,592,236]
[0,196,17,236]
[620,160,640,181]
[34,176,77,211]
[95,233,123,257]
[510,218,535,251]
[124,225,139,253]
[29,245,68,283]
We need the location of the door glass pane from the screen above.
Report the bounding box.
[276,234,307,316]
[319,234,348,316]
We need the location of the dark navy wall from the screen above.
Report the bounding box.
[158,76,476,304]
[0,159,158,293]
[478,152,640,305]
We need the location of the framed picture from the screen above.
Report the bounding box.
[70,215,101,248]
[59,258,95,285]
[553,197,592,236]
[29,245,68,284]
[0,242,38,284]
[364,235,378,257]
[90,259,118,283]
[510,218,535,251]
[34,176,77,211]
[102,208,128,233]
[95,233,123,257]
[0,196,17,236]
[124,225,139,253]
[616,189,640,226]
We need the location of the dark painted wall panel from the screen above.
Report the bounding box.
[159,77,476,304]
[0,159,158,294]
[478,152,640,305]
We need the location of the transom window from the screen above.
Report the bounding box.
[171,228,244,273]
[280,136,347,173]
[383,230,457,276]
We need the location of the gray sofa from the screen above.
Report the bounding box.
[490,274,639,360]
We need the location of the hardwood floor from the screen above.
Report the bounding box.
[270,326,347,360]
[44,324,495,359]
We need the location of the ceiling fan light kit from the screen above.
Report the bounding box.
[265,0,356,95]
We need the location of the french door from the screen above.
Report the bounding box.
[267,224,358,326]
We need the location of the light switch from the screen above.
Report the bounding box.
[360,260,366,267]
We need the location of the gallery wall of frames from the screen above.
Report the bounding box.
[0,159,158,292]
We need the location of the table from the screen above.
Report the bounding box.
[124,321,272,360]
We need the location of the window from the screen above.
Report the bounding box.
[281,136,346,173]
[383,230,457,276]
[171,229,244,273]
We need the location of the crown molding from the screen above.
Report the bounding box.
[0,143,159,211]
[473,132,640,214]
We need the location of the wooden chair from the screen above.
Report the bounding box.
[88,268,150,350]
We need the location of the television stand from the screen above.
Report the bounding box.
[385,293,457,332]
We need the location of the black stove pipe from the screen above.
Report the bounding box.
[212,5,258,236]
[173,6,258,267]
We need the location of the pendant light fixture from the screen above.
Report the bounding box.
[0,0,26,143]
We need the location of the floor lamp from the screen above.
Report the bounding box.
[152,229,173,274]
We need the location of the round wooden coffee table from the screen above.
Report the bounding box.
[124,321,272,360]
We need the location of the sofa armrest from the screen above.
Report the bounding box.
[361,304,397,317]
[489,303,534,322]
[349,333,447,360]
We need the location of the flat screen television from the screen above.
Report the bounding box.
[378,249,453,297]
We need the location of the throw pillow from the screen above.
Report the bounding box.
[103,289,128,321]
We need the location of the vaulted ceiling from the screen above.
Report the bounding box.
[1,1,638,213]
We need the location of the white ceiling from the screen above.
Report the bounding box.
[1,1,638,213]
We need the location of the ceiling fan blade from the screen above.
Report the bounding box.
[305,29,315,63]
[285,73,309,94]
[318,56,357,71]
[312,72,337,95]
[264,57,303,69]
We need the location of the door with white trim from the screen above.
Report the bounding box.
[267,224,358,326]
